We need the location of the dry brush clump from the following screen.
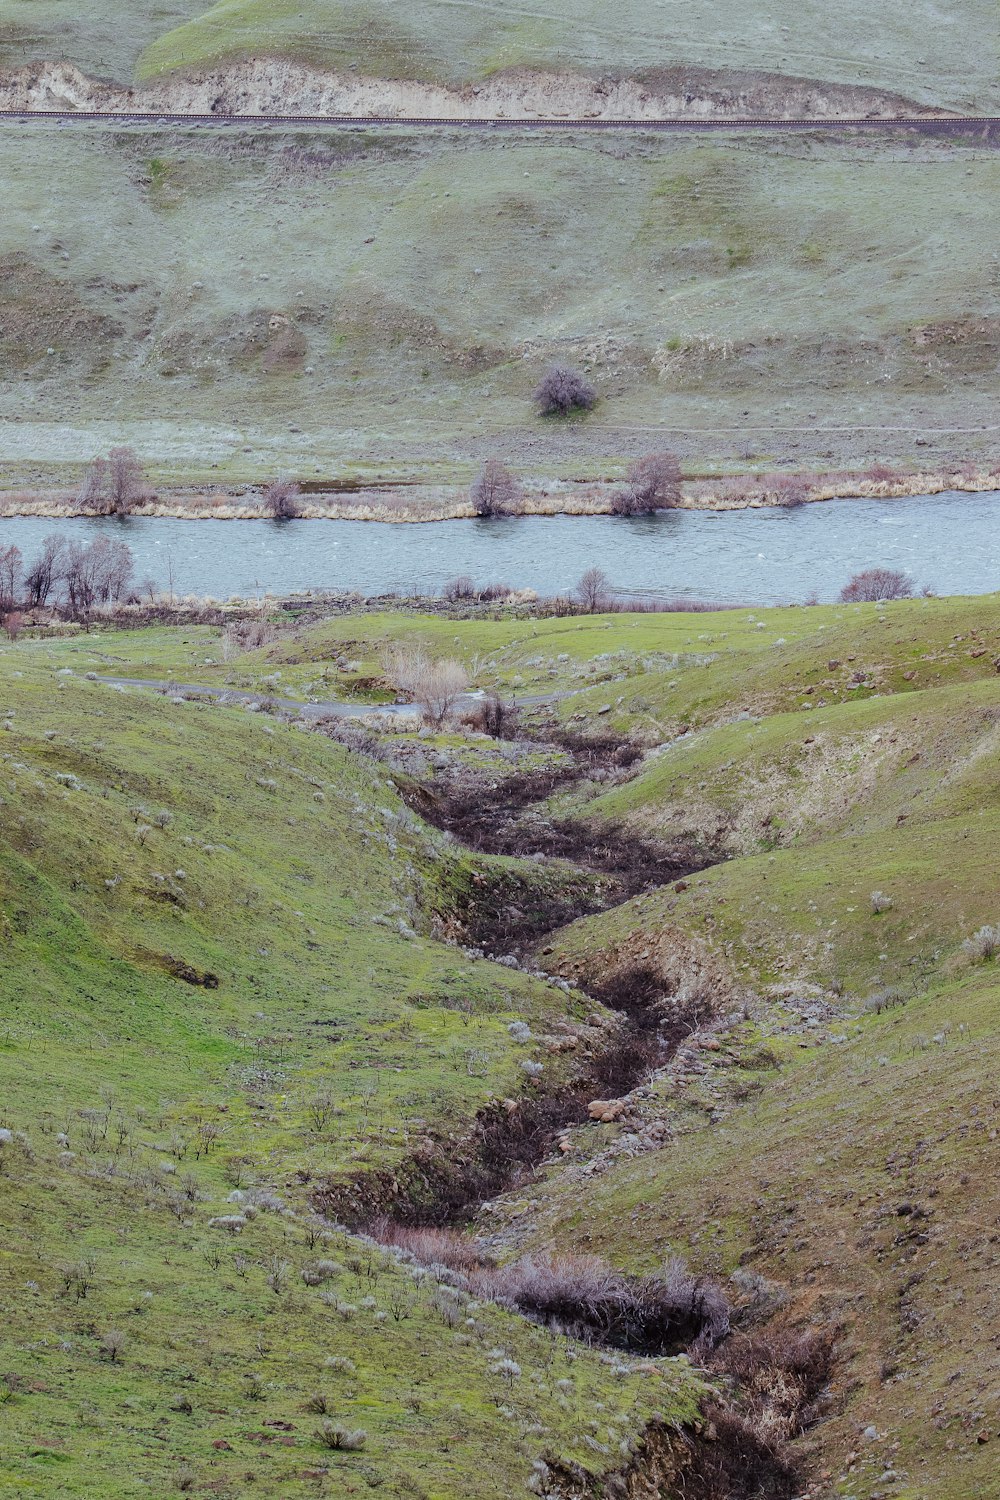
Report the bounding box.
[839,567,914,602]
[962,923,1000,962]
[379,642,469,727]
[263,478,302,520]
[471,460,523,518]
[534,365,596,418]
[473,1252,730,1357]
[611,452,682,516]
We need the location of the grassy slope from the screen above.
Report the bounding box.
[0,0,213,80]
[236,590,1000,1493]
[0,636,705,1495]
[2,127,998,483]
[496,594,1000,1495]
[134,0,999,112]
[508,962,1000,1499]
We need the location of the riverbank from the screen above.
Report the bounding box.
[2,466,998,523]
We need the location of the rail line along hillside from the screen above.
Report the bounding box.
[2,110,998,132]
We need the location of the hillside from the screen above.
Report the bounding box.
[4,591,1000,1495]
[0,634,713,1496]
[2,0,997,113]
[172,590,1000,1494]
[1,124,998,488]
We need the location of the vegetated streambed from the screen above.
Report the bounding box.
[3,488,999,603]
[313,727,833,1497]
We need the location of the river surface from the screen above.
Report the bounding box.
[2,490,997,604]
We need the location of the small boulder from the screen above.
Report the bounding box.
[588,1099,626,1123]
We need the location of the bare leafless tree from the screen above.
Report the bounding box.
[4,612,24,642]
[534,365,596,418]
[611,451,682,515]
[379,643,468,725]
[79,456,111,512]
[63,537,135,618]
[264,479,302,520]
[471,460,522,518]
[0,545,22,612]
[418,659,469,727]
[839,567,914,602]
[24,534,66,608]
[107,447,146,515]
[576,566,611,613]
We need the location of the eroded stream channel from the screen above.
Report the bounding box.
[308,721,832,1498]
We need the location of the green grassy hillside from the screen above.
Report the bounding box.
[1,126,998,485]
[7,592,1000,1494]
[224,590,1000,1493]
[0,637,708,1495]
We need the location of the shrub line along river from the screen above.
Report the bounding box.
[1,490,996,605]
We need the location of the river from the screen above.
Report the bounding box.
[2,490,996,604]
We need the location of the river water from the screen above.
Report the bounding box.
[2,490,996,604]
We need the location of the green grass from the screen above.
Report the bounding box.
[504,961,1000,1499]
[8,593,1000,1493]
[2,127,999,484]
[133,0,999,112]
[0,635,707,1493]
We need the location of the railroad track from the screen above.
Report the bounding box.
[0,109,998,131]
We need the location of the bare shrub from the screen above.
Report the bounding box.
[24,534,66,608]
[476,580,514,603]
[534,365,596,418]
[266,1257,290,1294]
[611,452,682,516]
[442,575,476,602]
[221,619,277,659]
[839,568,914,603]
[4,613,24,643]
[772,475,808,509]
[471,460,522,518]
[0,546,22,612]
[576,567,611,613]
[99,1328,127,1362]
[472,1252,729,1356]
[418,660,469,727]
[108,446,146,515]
[460,693,519,739]
[962,924,1000,962]
[381,643,468,726]
[264,478,302,520]
[372,1221,491,1273]
[866,461,898,484]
